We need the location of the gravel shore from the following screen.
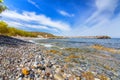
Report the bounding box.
[0,35,120,80]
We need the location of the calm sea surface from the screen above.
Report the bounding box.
[33,38,120,49]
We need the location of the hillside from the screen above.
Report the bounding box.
[0,21,56,38]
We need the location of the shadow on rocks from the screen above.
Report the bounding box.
[0,35,32,47]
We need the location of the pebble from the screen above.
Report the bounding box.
[0,36,120,80]
[54,73,64,80]
[22,68,30,75]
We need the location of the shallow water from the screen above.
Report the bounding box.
[33,38,120,49]
[33,38,120,74]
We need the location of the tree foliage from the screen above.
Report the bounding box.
[0,21,37,37]
[0,0,7,13]
[0,21,55,38]
[0,21,8,34]
[0,0,3,3]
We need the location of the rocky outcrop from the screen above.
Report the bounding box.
[96,36,111,39]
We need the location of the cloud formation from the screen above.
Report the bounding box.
[1,11,71,33]
[86,0,118,24]
[70,0,120,37]
[58,10,74,17]
[28,0,40,9]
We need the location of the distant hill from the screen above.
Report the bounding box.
[48,36,111,39]
[31,32,55,38]
[0,21,56,38]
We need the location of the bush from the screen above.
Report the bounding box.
[0,21,8,34]
[0,21,55,37]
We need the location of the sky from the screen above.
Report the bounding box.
[1,0,120,37]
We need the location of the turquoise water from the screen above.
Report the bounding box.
[34,38,120,49]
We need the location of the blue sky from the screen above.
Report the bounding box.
[1,0,120,37]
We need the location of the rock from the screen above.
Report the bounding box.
[22,68,30,75]
[95,78,100,80]
[29,71,35,79]
[37,69,42,74]
[23,77,29,80]
[19,74,24,78]
[55,68,61,73]
[0,77,3,80]
[62,73,67,79]
[54,73,64,80]
[68,76,74,80]
[39,66,46,71]
[33,61,38,68]
[76,77,81,80]
[18,77,22,80]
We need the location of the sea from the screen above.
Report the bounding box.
[33,38,120,49]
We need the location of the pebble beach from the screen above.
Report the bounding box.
[0,35,120,80]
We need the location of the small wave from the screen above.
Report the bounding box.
[40,44,53,47]
[28,40,36,43]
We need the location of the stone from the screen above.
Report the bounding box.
[95,78,100,80]
[62,73,67,79]
[19,74,24,78]
[22,68,30,75]
[37,69,42,74]
[54,73,64,80]
[68,76,74,80]
[33,62,38,68]
[18,77,22,80]
[29,71,35,79]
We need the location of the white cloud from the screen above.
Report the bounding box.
[69,0,120,37]
[58,10,74,17]
[96,0,118,11]
[1,10,71,33]
[5,21,50,30]
[86,0,118,24]
[28,0,40,9]
[79,14,120,38]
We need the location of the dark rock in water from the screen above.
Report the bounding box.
[0,35,31,47]
[96,36,111,39]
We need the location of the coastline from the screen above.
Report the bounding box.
[0,35,120,80]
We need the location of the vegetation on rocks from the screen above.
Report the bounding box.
[0,0,7,13]
[91,44,120,53]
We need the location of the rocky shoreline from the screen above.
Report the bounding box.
[0,35,120,80]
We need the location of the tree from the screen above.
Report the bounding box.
[0,21,8,34]
[0,0,3,3]
[0,0,7,13]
